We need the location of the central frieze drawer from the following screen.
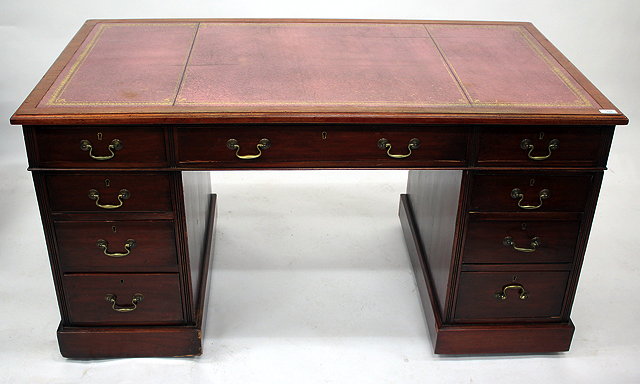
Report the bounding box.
[55,220,178,272]
[45,173,173,213]
[64,273,184,325]
[175,126,468,167]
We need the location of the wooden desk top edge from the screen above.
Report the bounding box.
[10,18,628,126]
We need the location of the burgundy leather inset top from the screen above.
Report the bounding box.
[41,23,198,107]
[37,21,602,114]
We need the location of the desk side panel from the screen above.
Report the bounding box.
[406,170,463,315]
[31,171,71,324]
[180,172,212,318]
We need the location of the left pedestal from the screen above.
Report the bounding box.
[30,164,215,358]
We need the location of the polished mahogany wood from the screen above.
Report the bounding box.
[55,220,178,272]
[400,194,575,353]
[180,171,213,315]
[454,270,570,322]
[176,125,324,167]
[459,263,573,272]
[45,173,173,213]
[57,195,217,358]
[476,126,613,168]
[435,322,575,355]
[176,125,468,168]
[462,218,580,264]
[405,170,465,314]
[57,324,203,358]
[469,172,594,213]
[63,273,183,325]
[31,126,168,168]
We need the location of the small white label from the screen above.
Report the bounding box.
[599,109,618,114]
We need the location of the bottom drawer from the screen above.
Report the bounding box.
[454,271,570,322]
[64,274,183,325]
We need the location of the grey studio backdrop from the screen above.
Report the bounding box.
[1,1,639,383]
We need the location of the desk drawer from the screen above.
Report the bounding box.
[320,126,468,166]
[454,270,569,322]
[462,218,580,264]
[477,126,610,167]
[64,273,184,325]
[46,173,173,213]
[176,126,322,166]
[469,173,593,213]
[55,220,178,272]
[175,125,468,167]
[33,127,168,168]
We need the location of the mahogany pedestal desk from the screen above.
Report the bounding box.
[11,19,628,358]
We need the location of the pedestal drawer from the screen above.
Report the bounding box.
[476,126,611,167]
[64,273,184,325]
[46,173,173,213]
[469,173,593,212]
[454,270,570,322]
[32,126,168,168]
[462,218,580,264]
[55,220,178,272]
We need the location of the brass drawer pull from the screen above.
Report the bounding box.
[377,138,420,159]
[88,189,130,209]
[96,239,136,258]
[503,236,540,253]
[226,138,271,159]
[80,139,123,161]
[495,284,528,300]
[510,188,549,210]
[105,293,144,312]
[520,138,559,161]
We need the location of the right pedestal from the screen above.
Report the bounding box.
[400,167,603,354]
